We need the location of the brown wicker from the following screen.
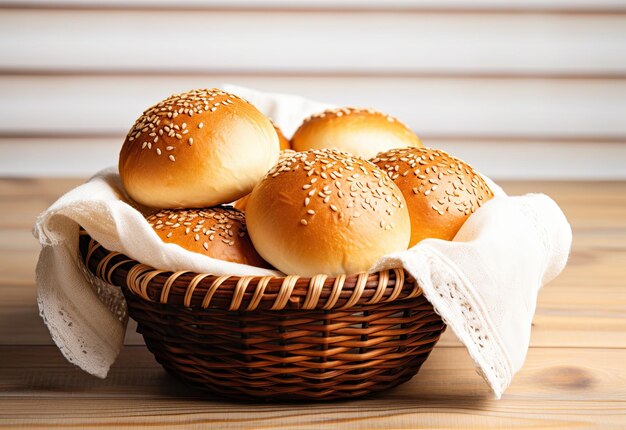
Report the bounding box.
[79,231,445,401]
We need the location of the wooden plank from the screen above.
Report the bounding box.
[1,11,626,74]
[1,399,623,429]
[1,345,624,401]
[2,137,626,179]
[1,76,626,140]
[0,346,624,428]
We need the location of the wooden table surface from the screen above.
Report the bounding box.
[1,178,625,429]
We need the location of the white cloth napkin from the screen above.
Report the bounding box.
[34,85,572,398]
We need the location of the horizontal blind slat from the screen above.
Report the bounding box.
[1,75,625,137]
[1,10,625,73]
[2,137,624,179]
[2,0,626,11]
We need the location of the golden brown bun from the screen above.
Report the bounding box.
[146,207,271,268]
[119,88,279,208]
[371,147,494,247]
[292,107,422,159]
[246,149,411,276]
[233,194,250,212]
[234,149,297,212]
[273,123,291,150]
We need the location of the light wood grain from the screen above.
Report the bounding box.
[1,345,624,401]
[1,178,625,428]
[0,346,625,428]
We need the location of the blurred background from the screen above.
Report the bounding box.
[0,0,625,180]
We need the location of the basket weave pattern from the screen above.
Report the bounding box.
[79,232,445,400]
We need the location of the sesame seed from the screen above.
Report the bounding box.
[169,155,176,162]
[300,219,308,225]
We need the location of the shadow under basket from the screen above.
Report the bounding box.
[79,231,446,401]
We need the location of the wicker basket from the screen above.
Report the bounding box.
[79,231,445,400]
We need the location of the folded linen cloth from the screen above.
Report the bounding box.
[34,85,572,398]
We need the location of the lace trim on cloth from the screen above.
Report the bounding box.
[36,243,127,376]
[77,258,128,323]
[416,247,513,399]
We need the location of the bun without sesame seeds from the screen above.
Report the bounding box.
[245,149,411,276]
[371,147,494,247]
[146,207,272,269]
[292,107,422,159]
[234,149,297,212]
[119,88,280,209]
[273,123,291,150]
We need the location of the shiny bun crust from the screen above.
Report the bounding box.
[146,207,271,268]
[371,147,494,246]
[234,149,297,212]
[273,123,291,150]
[120,88,279,208]
[292,107,422,159]
[246,149,411,276]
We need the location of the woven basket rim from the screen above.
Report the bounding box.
[79,230,423,312]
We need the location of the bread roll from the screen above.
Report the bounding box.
[146,207,271,268]
[246,149,411,276]
[273,123,291,150]
[371,147,494,246]
[234,149,297,212]
[119,88,279,208]
[292,107,422,159]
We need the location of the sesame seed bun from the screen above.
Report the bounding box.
[371,147,494,247]
[234,149,297,212]
[119,88,279,208]
[273,123,291,150]
[146,207,271,269]
[246,149,411,276]
[292,107,422,159]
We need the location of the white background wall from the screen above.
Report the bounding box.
[0,1,625,179]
